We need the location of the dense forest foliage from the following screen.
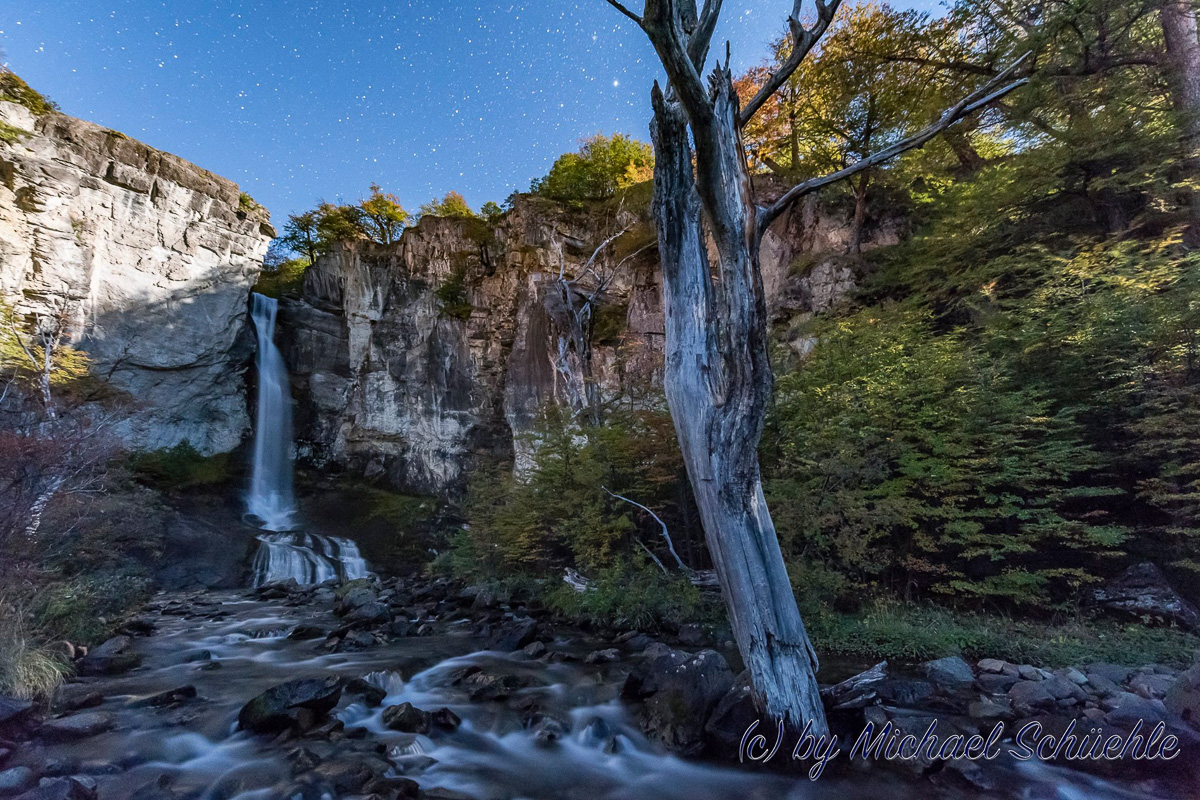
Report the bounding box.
[446,0,1200,638]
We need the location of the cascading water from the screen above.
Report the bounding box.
[248,292,296,532]
[247,292,370,586]
[251,531,370,586]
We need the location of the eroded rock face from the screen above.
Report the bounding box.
[282,192,887,493]
[281,197,663,493]
[0,100,272,453]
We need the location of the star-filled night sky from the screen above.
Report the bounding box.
[1,1,938,223]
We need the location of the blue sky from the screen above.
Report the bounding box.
[1,1,940,223]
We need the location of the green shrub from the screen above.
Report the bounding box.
[434,273,473,320]
[238,191,262,214]
[544,567,709,630]
[0,70,59,115]
[0,120,28,144]
[254,257,309,299]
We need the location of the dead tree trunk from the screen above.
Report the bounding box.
[1161,0,1200,243]
[605,0,1027,735]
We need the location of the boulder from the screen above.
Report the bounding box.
[1164,661,1200,725]
[487,618,538,651]
[0,697,34,726]
[237,676,343,734]
[703,673,760,756]
[342,601,392,629]
[38,713,115,742]
[1008,681,1057,714]
[1091,563,1200,630]
[75,637,141,677]
[13,776,97,800]
[0,767,36,795]
[1103,691,1167,727]
[919,656,974,686]
[381,702,431,734]
[622,647,734,755]
[343,678,387,707]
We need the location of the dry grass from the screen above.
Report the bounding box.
[0,593,70,699]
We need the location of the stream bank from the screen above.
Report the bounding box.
[1,572,1198,800]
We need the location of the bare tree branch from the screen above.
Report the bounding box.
[687,0,724,69]
[635,538,670,574]
[604,486,688,570]
[759,52,1031,231]
[604,0,645,26]
[739,0,844,127]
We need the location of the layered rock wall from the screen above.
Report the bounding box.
[0,99,273,452]
[283,190,899,494]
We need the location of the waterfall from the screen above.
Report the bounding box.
[246,293,371,586]
[247,293,296,532]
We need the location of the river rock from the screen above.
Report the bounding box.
[0,697,33,726]
[1085,662,1134,685]
[0,767,36,795]
[382,702,431,734]
[1128,671,1173,700]
[342,601,392,628]
[133,686,197,708]
[920,656,974,686]
[307,759,374,793]
[487,618,538,651]
[584,648,620,664]
[237,676,343,734]
[75,636,141,677]
[38,713,115,742]
[1102,691,1167,726]
[432,707,462,731]
[13,776,97,800]
[1164,661,1200,725]
[703,673,759,757]
[622,647,734,755]
[343,678,387,707]
[1091,562,1200,630]
[334,582,380,616]
[1008,680,1057,714]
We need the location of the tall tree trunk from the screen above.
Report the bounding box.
[849,175,870,255]
[651,77,827,733]
[1161,0,1200,242]
[943,128,985,173]
[1162,0,1200,145]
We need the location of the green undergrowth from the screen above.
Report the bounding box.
[803,600,1200,669]
[129,442,236,493]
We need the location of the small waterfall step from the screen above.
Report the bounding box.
[252,532,370,586]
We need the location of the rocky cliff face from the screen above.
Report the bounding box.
[0,99,273,453]
[283,190,899,495]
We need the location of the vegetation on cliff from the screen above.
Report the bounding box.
[441,0,1200,668]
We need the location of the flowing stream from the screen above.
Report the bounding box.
[20,587,1187,800]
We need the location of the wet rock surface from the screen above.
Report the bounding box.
[3,576,1197,800]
